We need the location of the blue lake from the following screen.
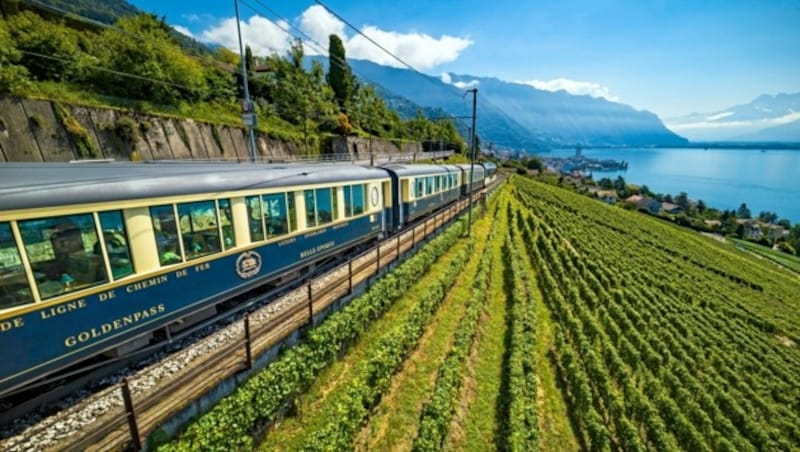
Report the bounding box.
[539,148,800,224]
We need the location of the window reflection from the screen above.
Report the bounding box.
[178,201,221,260]
[98,211,133,280]
[0,222,32,308]
[19,214,106,300]
[151,205,181,265]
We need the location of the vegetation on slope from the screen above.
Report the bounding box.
[0,5,466,153]
[161,173,798,450]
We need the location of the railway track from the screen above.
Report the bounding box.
[0,190,495,451]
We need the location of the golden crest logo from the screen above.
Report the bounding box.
[235,251,262,279]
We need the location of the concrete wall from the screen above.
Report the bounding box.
[0,97,304,163]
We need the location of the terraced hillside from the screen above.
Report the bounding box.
[164,177,799,451]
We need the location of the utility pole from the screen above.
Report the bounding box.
[465,88,477,236]
[234,0,257,162]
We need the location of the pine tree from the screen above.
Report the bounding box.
[326,34,352,111]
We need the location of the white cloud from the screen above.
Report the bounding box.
[298,5,347,52]
[172,25,194,39]
[705,111,733,121]
[517,78,620,102]
[440,72,479,89]
[666,111,800,131]
[345,25,472,70]
[199,16,292,56]
[195,5,472,68]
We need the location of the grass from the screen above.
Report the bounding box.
[447,193,510,451]
[258,234,476,451]
[353,210,495,451]
[729,238,800,274]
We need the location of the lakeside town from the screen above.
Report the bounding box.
[502,154,800,258]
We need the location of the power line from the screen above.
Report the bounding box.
[238,0,465,140]
[18,50,195,91]
[314,0,543,152]
[311,0,473,131]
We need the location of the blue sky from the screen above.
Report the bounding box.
[128,0,800,119]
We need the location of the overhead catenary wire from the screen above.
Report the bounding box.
[313,0,541,151]
[15,0,466,147]
[310,0,475,132]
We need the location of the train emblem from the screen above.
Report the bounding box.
[235,251,262,279]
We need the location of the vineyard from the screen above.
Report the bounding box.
[163,176,799,451]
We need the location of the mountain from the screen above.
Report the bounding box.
[733,119,800,142]
[344,59,686,150]
[666,92,800,142]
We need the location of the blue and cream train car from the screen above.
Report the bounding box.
[456,163,487,195]
[482,162,498,184]
[380,164,462,230]
[0,162,389,395]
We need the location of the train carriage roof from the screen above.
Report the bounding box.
[0,162,389,211]
[454,163,486,172]
[378,163,458,177]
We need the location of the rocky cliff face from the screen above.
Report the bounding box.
[0,97,305,163]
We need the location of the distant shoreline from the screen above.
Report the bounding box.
[548,142,800,151]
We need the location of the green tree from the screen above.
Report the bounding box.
[525,156,543,170]
[675,192,689,210]
[97,14,207,103]
[0,18,29,93]
[697,199,707,213]
[327,34,352,111]
[737,203,751,219]
[6,11,86,81]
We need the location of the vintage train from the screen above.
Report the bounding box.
[0,160,497,396]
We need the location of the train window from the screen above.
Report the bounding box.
[246,196,265,242]
[415,178,424,198]
[0,222,32,309]
[304,189,317,228]
[435,176,441,193]
[343,184,366,217]
[352,184,365,215]
[218,199,235,249]
[316,188,333,225]
[178,201,221,260]
[98,211,133,280]
[287,193,297,232]
[19,214,106,300]
[151,205,182,265]
[262,193,288,237]
[426,177,434,195]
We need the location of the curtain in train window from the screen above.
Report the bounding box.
[98,211,133,279]
[246,196,265,242]
[218,199,235,249]
[19,213,106,299]
[0,222,32,308]
[304,189,317,228]
[262,193,288,237]
[287,192,297,232]
[331,187,339,221]
[344,185,353,217]
[151,205,181,265]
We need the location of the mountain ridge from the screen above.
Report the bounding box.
[344,59,687,150]
[667,92,800,142]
